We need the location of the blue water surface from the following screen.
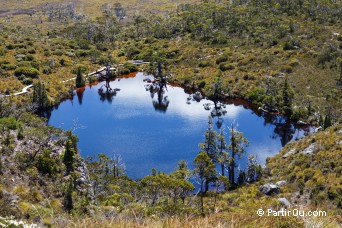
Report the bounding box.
[48,73,309,179]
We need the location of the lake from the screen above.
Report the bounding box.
[48,72,311,179]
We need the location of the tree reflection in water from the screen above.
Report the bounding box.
[203,99,227,129]
[98,79,120,103]
[145,80,170,113]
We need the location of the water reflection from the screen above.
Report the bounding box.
[76,87,85,105]
[48,73,313,178]
[145,81,170,113]
[98,79,120,103]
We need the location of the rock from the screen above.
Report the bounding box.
[314,126,322,133]
[283,149,295,158]
[278,198,291,208]
[259,184,280,195]
[300,143,316,155]
[276,180,287,186]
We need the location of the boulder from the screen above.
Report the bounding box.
[276,180,287,186]
[300,143,316,155]
[278,198,291,208]
[282,149,295,158]
[259,184,280,195]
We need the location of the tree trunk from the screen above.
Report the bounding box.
[205,180,209,193]
[221,163,225,176]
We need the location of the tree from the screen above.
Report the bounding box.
[194,151,216,194]
[199,116,218,162]
[281,77,294,118]
[228,125,249,185]
[75,67,85,88]
[217,128,229,176]
[337,57,342,85]
[246,155,258,183]
[194,151,216,214]
[64,179,74,212]
[63,139,75,174]
[171,160,193,203]
[32,81,51,112]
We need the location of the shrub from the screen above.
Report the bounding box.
[27,48,36,54]
[123,63,138,72]
[283,42,295,50]
[5,43,15,50]
[198,61,211,68]
[1,63,16,70]
[118,67,130,75]
[219,63,235,71]
[14,67,39,78]
[281,65,293,73]
[42,66,52,74]
[0,116,19,130]
[71,65,88,74]
[36,149,58,176]
[23,78,33,85]
[216,56,228,65]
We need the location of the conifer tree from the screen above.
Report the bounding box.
[63,139,75,174]
[32,81,51,112]
[282,77,294,118]
[199,116,218,162]
[217,128,229,176]
[75,67,85,88]
[228,125,249,185]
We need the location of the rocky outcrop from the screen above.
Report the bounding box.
[75,159,95,203]
[278,197,291,208]
[259,184,280,195]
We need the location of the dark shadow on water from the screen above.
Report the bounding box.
[98,79,119,103]
[145,80,170,113]
[76,87,85,105]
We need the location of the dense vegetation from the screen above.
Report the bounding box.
[0,0,341,227]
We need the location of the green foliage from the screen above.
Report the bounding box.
[281,78,294,118]
[71,65,88,75]
[0,116,19,130]
[123,63,138,72]
[36,148,58,176]
[14,67,39,78]
[216,56,228,65]
[63,139,75,173]
[228,126,249,185]
[75,67,85,88]
[219,63,235,71]
[64,180,74,212]
[247,87,267,107]
[194,151,216,194]
[17,125,24,140]
[199,116,217,161]
[32,81,51,112]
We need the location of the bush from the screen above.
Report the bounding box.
[118,67,130,75]
[5,43,15,50]
[123,63,138,72]
[283,42,295,50]
[1,63,16,70]
[22,78,33,85]
[0,116,19,130]
[216,56,228,65]
[247,87,267,106]
[27,48,36,54]
[14,67,39,78]
[198,61,211,68]
[219,63,235,71]
[71,65,88,74]
[42,67,52,74]
[281,65,293,73]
